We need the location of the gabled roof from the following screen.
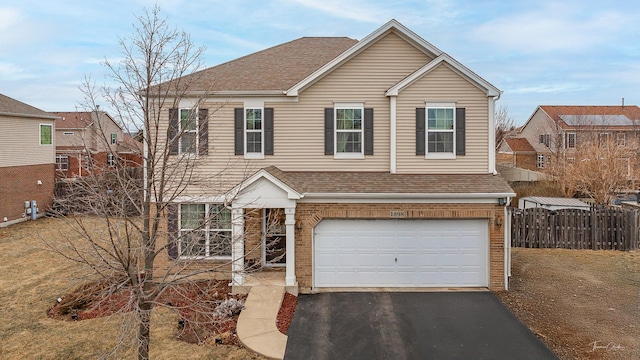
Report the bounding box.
[261,166,514,197]
[0,93,56,120]
[385,53,500,97]
[503,138,535,152]
[159,37,357,94]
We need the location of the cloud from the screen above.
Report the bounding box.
[471,3,629,54]
[0,62,32,80]
[285,0,388,23]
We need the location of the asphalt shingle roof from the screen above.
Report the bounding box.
[50,112,94,129]
[263,166,514,195]
[540,105,640,129]
[504,138,535,152]
[157,37,357,93]
[0,93,55,119]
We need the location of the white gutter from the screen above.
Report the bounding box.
[504,196,512,290]
[303,192,516,199]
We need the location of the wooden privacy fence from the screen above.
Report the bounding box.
[509,207,640,250]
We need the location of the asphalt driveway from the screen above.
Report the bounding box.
[284,292,557,360]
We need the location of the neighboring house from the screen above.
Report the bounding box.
[0,93,57,227]
[518,196,591,211]
[497,137,537,171]
[500,105,640,172]
[152,20,515,293]
[51,111,142,178]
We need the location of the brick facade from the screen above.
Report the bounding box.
[293,202,506,293]
[0,163,55,226]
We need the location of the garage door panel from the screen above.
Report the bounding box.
[314,219,488,288]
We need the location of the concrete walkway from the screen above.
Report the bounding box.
[237,285,287,359]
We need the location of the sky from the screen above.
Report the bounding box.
[1,0,639,125]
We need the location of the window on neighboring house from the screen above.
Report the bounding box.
[110,133,117,145]
[537,154,545,168]
[55,155,69,171]
[335,106,363,155]
[427,105,455,155]
[245,108,263,155]
[63,131,74,135]
[40,124,52,145]
[565,132,576,149]
[107,153,116,167]
[179,204,231,258]
[617,133,626,146]
[599,133,609,147]
[539,133,550,147]
[567,157,575,164]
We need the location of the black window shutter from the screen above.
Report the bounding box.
[234,108,244,155]
[416,108,426,155]
[264,108,274,155]
[364,108,374,155]
[167,203,178,260]
[198,108,208,155]
[456,108,466,155]
[324,108,334,155]
[169,108,179,155]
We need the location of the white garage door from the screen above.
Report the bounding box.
[314,219,488,288]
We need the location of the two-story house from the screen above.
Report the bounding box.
[52,111,142,178]
[151,20,515,293]
[0,93,57,227]
[499,105,640,173]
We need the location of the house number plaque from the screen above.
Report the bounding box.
[390,211,405,218]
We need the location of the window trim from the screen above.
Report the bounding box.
[244,107,264,159]
[537,154,545,168]
[110,133,117,145]
[599,132,609,148]
[39,123,53,146]
[617,133,626,146]
[178,203,232,260]
[565,132,576,149]
[425,102,456,159]
[333,103,365,159]
[179,108,199,155]
[539,133,550,148]
[55,154,69,171]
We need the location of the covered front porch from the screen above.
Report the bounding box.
[228,169,301,294]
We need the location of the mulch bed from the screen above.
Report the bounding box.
[47,278,246,345]
[276,292,298,335]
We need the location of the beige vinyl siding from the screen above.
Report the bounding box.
[269,32,431,171]
[519,109,559,153]
[396,63,490,174]
[158,32,433,195]
[0,115,55,167]
[55,129,86,148]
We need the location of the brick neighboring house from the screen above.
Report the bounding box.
[499,105,640,175]
[497,137,537,170]
[0,93,56,227]
[150,20,515,293]
[51,111,142,178]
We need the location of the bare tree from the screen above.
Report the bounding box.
[42,6,283,359]
[495,105,515,149]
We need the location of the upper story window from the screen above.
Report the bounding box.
[245,108,263,156]
[565,133,576,149]
[169,107,209,156]
[335,106,363,156]
[617,133,626,146]
[63,131,74,135]
[427,105,455,155]
[40,124,52,145]
[324,104,373,158]
[55,155,69,171]
[180,109,197,154]
[539,133,550,148]
[110,133,117,145]
[179,203,231,259]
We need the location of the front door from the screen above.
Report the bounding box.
[264,208,286,266]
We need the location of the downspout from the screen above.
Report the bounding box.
[390,95,397,174]
[489,92,501,174]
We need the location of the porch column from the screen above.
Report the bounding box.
[285,207,297,286]
[231,207,245,286]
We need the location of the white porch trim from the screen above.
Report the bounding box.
[231,207,245,286]
[284,207,297,286]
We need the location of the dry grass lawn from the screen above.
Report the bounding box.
[497,248,640,360]
[0,217,266,359]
